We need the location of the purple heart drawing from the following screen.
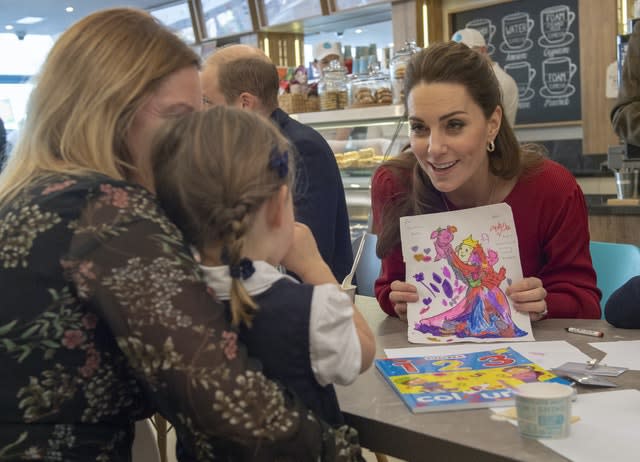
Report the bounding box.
[507,278,512,285]
[424,248,431,254]
[411,245,419,252]
[422,297,432,305]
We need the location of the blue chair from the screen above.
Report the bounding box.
[350,232,381,297]
[589,241,640,317]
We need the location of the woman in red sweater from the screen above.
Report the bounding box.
[372,41,600,321]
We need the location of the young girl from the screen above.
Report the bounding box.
[151,106,375,431]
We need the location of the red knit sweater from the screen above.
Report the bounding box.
[371,159,601,319]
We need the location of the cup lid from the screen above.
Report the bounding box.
[514,382,574,399]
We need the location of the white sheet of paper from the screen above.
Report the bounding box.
[490,389,640,462]
[384,340,591,370]
[588,340,640,370]
[399,203,533,344]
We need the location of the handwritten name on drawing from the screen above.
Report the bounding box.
[489,221,512,237]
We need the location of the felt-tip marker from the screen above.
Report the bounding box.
[566,327,604,337]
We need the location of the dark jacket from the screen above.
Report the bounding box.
[271,108,353,282]
[605,275,640,328]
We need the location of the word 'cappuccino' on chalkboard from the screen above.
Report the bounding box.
[451,0,581,125]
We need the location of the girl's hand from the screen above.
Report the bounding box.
[506,277,548,321]
[282,223,334,284]
[388,280,419,321]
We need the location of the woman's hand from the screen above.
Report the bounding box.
[388,280,419,321]
[506,277,548,321]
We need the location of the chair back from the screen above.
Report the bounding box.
[589,241,640,316]
[351,232,381,297]
[132,418,162,462]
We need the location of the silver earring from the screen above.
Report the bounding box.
[487,140,495,152]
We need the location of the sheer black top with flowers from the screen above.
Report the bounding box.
[0,174,361,461]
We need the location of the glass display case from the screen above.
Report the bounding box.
[291,104,408,238]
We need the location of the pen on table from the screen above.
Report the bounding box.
[565,327,604,337]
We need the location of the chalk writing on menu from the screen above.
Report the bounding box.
[452,0,580,125]
[261,0,322,26]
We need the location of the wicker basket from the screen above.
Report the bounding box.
[278,93,307,114]
[305,95,320,112]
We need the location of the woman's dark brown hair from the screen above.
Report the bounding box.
[376,41,543,257]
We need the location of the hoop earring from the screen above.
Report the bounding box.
[487,140,496,152]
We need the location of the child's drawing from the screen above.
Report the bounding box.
[400,204,534,344]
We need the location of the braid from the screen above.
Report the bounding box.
[224,200,258,327]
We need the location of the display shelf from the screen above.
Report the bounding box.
[290,104,405,125]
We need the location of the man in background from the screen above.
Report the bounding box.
[313,41,343,79]
[200,45,353,281]
[452,28,519,127]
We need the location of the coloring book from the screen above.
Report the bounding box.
[375,347,571,413]
[400,203,534,344]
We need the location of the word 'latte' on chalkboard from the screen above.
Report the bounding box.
[452,0,581,125]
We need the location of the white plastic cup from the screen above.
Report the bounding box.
[514,382,574,439]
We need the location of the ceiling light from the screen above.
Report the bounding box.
[355,29,363,34]
[16,17,45,25]
[5,25,14,30]
[66,6,74,13]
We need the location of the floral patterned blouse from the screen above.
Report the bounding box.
[0,174,362,461]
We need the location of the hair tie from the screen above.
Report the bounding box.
[229,258,255,280]
[269,149,289,178]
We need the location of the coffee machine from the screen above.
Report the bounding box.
[607,143,640,200]
[607,143,640,170]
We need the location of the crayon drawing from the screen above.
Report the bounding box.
[400,204,534,344]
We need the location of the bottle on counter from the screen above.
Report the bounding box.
[318,60,349,111]
[343,45,353,75]
[390,41,421,105]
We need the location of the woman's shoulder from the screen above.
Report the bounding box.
[519,158,579,193]
[15,173,167,228]
[372,160,412,194]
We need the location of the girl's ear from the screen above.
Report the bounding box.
[265,184,289,228]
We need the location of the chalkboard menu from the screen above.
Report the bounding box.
[451,0,580,125]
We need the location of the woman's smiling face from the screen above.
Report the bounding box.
[407,81,501,198]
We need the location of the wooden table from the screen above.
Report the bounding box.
[335,296,640,462]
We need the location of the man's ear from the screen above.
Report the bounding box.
[239,92,259,110]
[265,184,289,228]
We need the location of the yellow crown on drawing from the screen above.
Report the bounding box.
[461,235,478,247]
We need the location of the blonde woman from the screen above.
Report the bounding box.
[0,8,362,461]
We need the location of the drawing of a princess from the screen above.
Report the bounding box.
[416,234,527,339]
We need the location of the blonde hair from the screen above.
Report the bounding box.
[0,8,199,206]
[151,106,295,327]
